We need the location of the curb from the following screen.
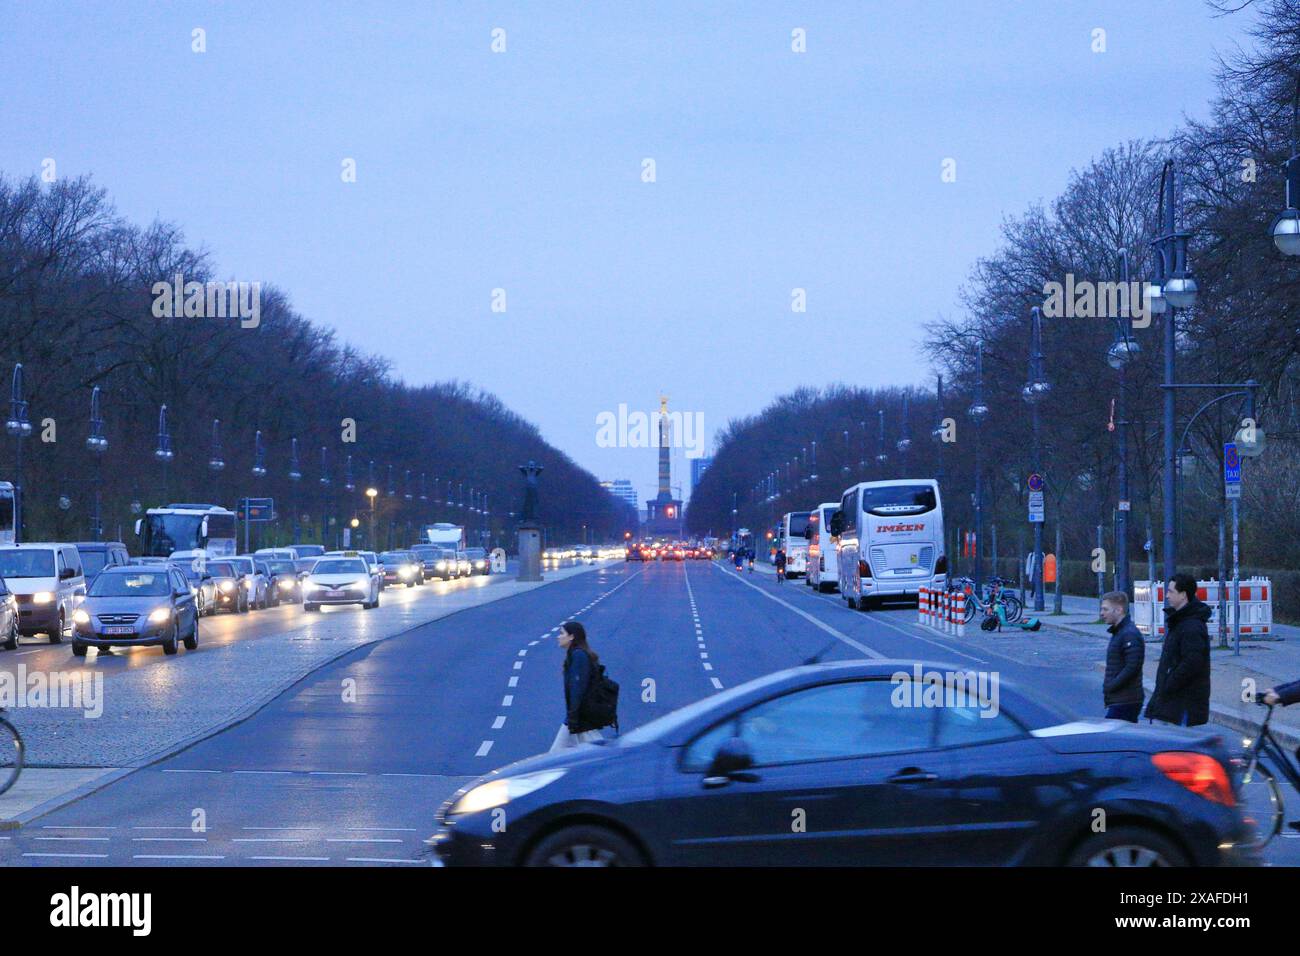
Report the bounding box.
[0,561,614,828]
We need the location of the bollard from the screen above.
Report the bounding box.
[943,590,952,634]
[955,587,968,637]
[918,586,926,625]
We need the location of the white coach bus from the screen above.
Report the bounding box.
[778,511,812,578]
[832,479,946,610]
[806,501,841,593]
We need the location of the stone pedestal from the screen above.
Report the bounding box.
[517,524,542,582]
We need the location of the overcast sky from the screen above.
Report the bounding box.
[0,0,1252,508]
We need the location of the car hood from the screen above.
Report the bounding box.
[309,573,370,585]
[445,738,636,805]
[8,576,59,595]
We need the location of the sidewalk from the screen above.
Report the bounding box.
[1037,592,1300,749]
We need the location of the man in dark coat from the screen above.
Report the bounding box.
[1100,591,1144,722]
[1144,573,1212,727]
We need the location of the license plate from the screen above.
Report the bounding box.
[326,589,344,597]
[104,625,134,635]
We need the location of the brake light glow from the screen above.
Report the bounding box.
[1152,752,1235,807]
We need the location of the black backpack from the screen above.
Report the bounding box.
[580,663,620,733]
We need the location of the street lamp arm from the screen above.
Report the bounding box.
[1176,390,1251,458]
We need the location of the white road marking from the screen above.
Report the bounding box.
[234,838,305,843]
[703,662,713,671]
[513,661,523,670]
[518,649,528,657]
[476,740,494,757]
[502,695,513,706]
[710,677,724,690]
[134,854,225,860]
[131,837,207,842]
[326,837,402,844]
[508,676,518,687]
[346,857,423,864]
[162,768,221,774]
[248,855,327,862]
[33,836,110,842]
[492,715,506,729]
[23,852,108,859]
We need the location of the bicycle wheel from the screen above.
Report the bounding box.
[1000,593,1024,624]
[962,594,978,624]
[0,716,23,797]
[1239,755,1284,849]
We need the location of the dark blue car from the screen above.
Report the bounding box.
[430,660,1258,867]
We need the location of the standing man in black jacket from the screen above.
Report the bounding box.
[1145,573,1213,727]
[1100,591,1144,722]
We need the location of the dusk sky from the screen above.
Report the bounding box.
[0,0,1251,508]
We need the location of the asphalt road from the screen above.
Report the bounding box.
[3,559,1295,866]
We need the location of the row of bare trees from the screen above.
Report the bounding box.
[690,1,1300,596]
[0,174,633,548]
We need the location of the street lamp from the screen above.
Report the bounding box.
[896,394,913,458]
[252,430,267,478]
[6,363,32,543]
[932,374,947,493]
[875,410,888,467]
[87,386,108,540]
[1272,75,1300,255]
[365,486,378,549]
[968,345,990,592]
[1152,159,1198,577]
[288,438,302,544]
[154,404,175,503]
[1108,250,1144,594]
[1023,306,1050,611]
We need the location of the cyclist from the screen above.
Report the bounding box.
[746,547,755,573]
[1263,679,1300,707]
[774,547,787,583]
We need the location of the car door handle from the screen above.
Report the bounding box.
[887,769,939,784]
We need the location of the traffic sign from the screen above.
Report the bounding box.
[1027,473,1045,493]
[1028,490,1045,523]
[1224,443,1241,499]
[240,497,275,522]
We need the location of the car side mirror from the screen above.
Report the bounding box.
[60,567,76,580]
[803,526,813,540]
[706,737,755,783]
[829,512,845,536]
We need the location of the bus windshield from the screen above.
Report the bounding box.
[862,485,937,517]
[140,511,236,556]
[786,513,811,537]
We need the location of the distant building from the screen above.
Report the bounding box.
[601,479,639,512]
[690,457,713,496]
[645,395,685,537]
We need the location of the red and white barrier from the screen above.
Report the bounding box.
[918,586,929,625]
[1134,577,1273,638]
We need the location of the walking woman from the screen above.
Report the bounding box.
[550,621,605,751]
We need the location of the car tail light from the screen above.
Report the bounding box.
[1152,752,1235,807]
[858,559,873,579]
[934,555,947,574]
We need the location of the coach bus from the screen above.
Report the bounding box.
[833,479,945,610]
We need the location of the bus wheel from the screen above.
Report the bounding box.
[845,596,857,610]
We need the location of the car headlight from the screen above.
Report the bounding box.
[436,561,447,569]
[475,561,486,568]
[399,566,414,577]
[448,769,566,817]
[148,606,172,624]
[219,581,235,593]
[279,578,294,589]
[72,609,90,625]
[31,591,54,605]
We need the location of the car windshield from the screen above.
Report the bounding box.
[0,549,56,578]
[620,672,794,745]
[267,560,296,573]
[295,546,325,557]
[79,550,110,575]
[312,559,367,575]
[380,553,408,563]
[89,571,170,597]
[207,562,237,577]
[466,549,486,558]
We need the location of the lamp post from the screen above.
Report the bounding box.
[154,404,175,504]
[208,419,225,506]
[896,395,912,467]
[875,410,888,469]
[365,486,378,550]
[932,374,946,492]
[6,364,32,544]
[1108,250,1143,594]
[1023,306,1051,611]
[968,345,990,593]
[86,386,108,540]
[1271,75,1300,255]
[248,430,267,552]
[1152,160,1198,578]
[320,447,331,547]
[288,438,302,544]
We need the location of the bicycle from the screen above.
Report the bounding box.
[0,708,24,797]
[955,577,1024,626]
[1237,699,1300,849]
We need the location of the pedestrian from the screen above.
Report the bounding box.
[549,621,605,751]
[1099,590,1144,722]
[1144,573,1212,727]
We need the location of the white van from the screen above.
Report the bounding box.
[834,479,945,610]
[806,501,841,593]
[0,543,86,642]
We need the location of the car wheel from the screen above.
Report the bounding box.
[407,580,416,588]
[2,616,17,650]
[845,596,857,609]
[50,612,64,644]
[183,619,198,651]
[523,825,647,867]
[162,624,179,656]
[72,640,87,657]
[1067,827,1187,867]
[303,603,318,613]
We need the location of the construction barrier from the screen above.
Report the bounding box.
[918,586,929,625]
[1134,577,1273,638]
